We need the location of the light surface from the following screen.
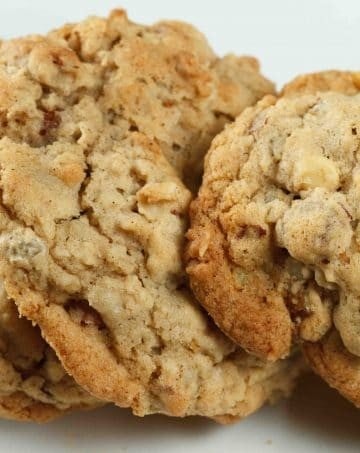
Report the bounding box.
[1,1,359,451]
[1,375,360,453]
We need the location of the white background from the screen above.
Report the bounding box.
[1,1,360,451]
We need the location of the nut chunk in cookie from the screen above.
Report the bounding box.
[187,73,360,407]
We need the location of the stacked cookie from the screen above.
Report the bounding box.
[0,8,354,424]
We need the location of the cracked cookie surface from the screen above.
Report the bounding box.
[0,282,100,422]
[186,71,360,406]
[0,125,304,420]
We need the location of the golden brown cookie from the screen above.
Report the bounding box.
[0,9,273,189]
[0,125,304,420]
[0,283,100,422]
[283,71,360,406]
[0,9,305,422]
[186,72,360,406]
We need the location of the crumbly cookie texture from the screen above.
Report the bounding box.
[282,71,360,406]
[186,86,360,366]
[0,9,273,189]
[186,71,360,406]
[0,121,304,420]
[0,283,100,422]
[0,9,303,421]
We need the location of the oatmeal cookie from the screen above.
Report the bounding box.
[0,123,303,421]
[186,72,360,406]
[0,9,304,421]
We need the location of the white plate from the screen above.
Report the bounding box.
[1,1,359,451]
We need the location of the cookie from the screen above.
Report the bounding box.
[186,72,360,406]
[0,20,304,416]
[0,9,273,189]
[0,9,303,421]
[0,283,100,422]
[283,71,360,406]
[0,123,305,420]
[281,70,360,97]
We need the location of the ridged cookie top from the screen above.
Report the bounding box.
[0,9,274,187]
[0,283,100,422]
[187,90,360,365]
